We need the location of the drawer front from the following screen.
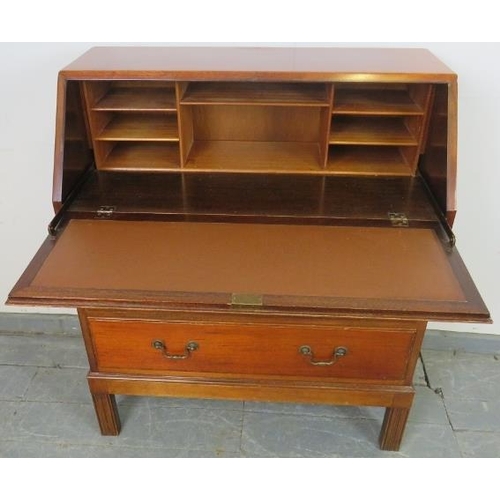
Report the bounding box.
[88,317,417,382]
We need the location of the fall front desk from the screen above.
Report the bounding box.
[8,47,490,451]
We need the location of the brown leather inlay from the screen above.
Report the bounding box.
[32,220,465,302]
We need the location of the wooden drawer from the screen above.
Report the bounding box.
[87,317,418,382]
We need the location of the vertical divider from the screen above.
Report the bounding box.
[82,81,112,170]
[320,84,335,169]
[417,85,435,156]
[78,83,94,151]
[176,82,191,214]
[407,84,434,174]
[176,82,194,168]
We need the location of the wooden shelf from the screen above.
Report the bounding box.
[184,141,322,173]
[94,88,177,112]
[97,115,179,142]
[83,80,429,176]
[334,89,424,115]
[327,146,411,176]
[100,143,180,171]
[181,82,330,107]
[330,117,418,146]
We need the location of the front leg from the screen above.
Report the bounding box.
[91,392,121,436]
[379,400,413,451]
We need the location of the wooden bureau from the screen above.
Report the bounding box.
[8,47,490,451]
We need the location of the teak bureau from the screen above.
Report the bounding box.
[8,47,490,451]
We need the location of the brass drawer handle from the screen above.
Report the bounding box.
[152,340,199,360]
[299,345,348,366]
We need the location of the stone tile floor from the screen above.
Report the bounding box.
[1,330,499,457]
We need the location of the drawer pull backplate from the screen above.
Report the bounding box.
[299,345,348,367]
[152,340,199,360]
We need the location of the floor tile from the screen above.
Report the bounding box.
[423,330,500,355]
[241,412,383,457]
[422,350,500,401]
[60,315,82,336]
[408,386,449,425]
[394,422,461,458]
[0,334,88,368]
[445,399,500,432]
[0,402,24,437]
[24,367,90,404]
[241,408,461,458]
[0,440,239,458]
[1,402,108,443]
[0,313,63,335]
[3,400,243,455]
[455,431,500,458]
[0,366,37,400]
[116,402,243,452]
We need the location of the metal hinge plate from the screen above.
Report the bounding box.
[96,206,116,218]
[388,212,409,227]
[230,293,263,307]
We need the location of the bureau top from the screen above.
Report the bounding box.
[60,47,456,83]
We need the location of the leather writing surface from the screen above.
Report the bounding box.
[31,220,465,302]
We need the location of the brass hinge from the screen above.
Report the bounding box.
[96,206,116,218]
[388,212,409,227]
[230,293,263,307]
